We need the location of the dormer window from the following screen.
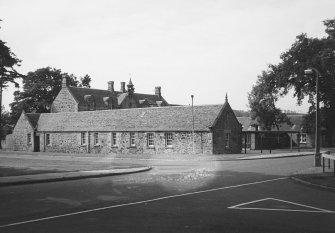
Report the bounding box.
[84,95,95,111]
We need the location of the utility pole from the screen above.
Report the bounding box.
[304,67,321,167]
[191,95,195,154]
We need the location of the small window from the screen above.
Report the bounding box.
[27,133,32,144]
[130,132,135,147]
[225,133,230,148]
[111,132,117,147]
[81,132,86,145]
[165,132,173,147]
[46,134,51,146]
[147,133,154,147]
[94,133,99,145]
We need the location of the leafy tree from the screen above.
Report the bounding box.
[249,19,335,146]
[248,69,291,130]
[0,20,25,148]
[0,106,13,140]
[10,67,91,123]
[79,74,91,88]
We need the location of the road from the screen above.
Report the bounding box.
[0,155,334,232]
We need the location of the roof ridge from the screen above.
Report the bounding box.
[68,86,119,92]
[38,104,225,116]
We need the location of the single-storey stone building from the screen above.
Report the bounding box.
[8,102,241,155]
[6,78,242,155]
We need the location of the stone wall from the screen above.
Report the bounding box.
[2,134,14,150]
[212,105,242,154]
[11,113,35,151]
[51,88,78,113]
[42,131,213,154]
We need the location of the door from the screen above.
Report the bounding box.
[34,133,40,152]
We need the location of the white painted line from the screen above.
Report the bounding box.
[230,207,334,213]
[270,198,334,213]
[228,197,272,209]
[0,177,287,228]
[228,197,334,214]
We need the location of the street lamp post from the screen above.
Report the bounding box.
[304,67,321,167]
[191,95,195,153]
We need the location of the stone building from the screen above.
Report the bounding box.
[6,79,242,155]
[51,78,169,113]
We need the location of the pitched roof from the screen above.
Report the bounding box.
[67,86,168,108]
[37,104,225,132]
[277,114,306,131]
[237,115,306,132]
[237,117,258,131]
[67,87,116,107]
[118,92,168,106]
[25,113,41,129]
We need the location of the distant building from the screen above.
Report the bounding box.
[237,115,313,150]
[5,79,242,155]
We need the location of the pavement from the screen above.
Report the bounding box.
[0,166,152,186]
[0,149,334,187]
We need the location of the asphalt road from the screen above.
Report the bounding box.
[0,155,334,233]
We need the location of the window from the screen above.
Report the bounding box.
[111,132,117,147]
[147,133,154,147]
[81,132,86,145]
[299,133,307,144]
[46,134,51,146]
[130,132,135,147]
[165,132,173,147]
[225,133,230,148]
[94,133,99,145]
[27,133,32,144]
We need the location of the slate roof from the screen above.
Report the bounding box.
[277,114,305,131]
[68,87,116,107]
[67,86,168,108]
[37,104,226,132]
[237,115,306,132]
[25,113,41,129]
[237,117,258,131]
[117,92,168,106]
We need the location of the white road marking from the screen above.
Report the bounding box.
[0,177,287,228]
[228,197,334,213]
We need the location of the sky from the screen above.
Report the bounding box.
[1,0,334,112]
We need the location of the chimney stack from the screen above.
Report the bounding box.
[120,82,126,93]
[155,86,161,97]
[62,76,67,88]
[108,81,114,92]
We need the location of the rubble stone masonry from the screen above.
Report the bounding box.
[51,88,78,113]
[41,131,213,154]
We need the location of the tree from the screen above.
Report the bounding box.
[0,21,25,148]
[79,74,91,88]
[249,18,335,146]
[10,67,91,123]
[248,69,291,130]
[0,106,13,141]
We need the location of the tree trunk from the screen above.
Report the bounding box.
[0,85,2,149]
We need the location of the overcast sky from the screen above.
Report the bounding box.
[1,0,334,112]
